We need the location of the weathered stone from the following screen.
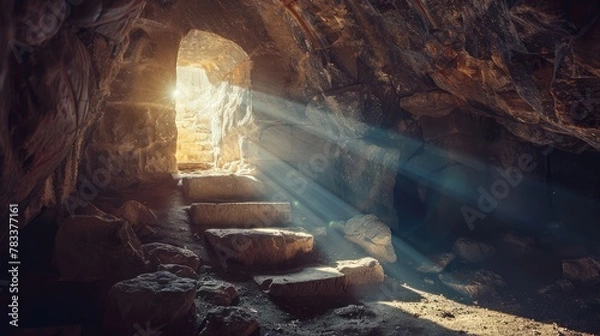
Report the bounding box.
[438,269,506,299]
[335,257,385,287]
[198,280,239,306]
[198,306,259,336]
[562,256,600,284]
[416,253,457,274]
[189,202,292,227]
[55,216,149,281]
[497,231,536,257]
[104,271,197,334]
[336,215,397,263]
[158,264,198,279]
[113,200,158,226]
[254,266,346,297]
[400,90,465,117]
[205,228,314,267]
[143,242,200,271]
[453,237,497,263]
[538,279,574,294]
[182,175,265,201]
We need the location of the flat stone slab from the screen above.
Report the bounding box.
[182,175,265,201]
[205,228,313,267]
[254,266,346,297]
[190,202,292,227]
[335,257,384,287]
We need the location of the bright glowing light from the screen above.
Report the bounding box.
[172,88,180,99]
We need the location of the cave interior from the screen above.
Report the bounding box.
[1,0,600,335]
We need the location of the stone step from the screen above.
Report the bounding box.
[253,257,385,298]
[189,202,292,227]
[182,174,265,201]
[205,228,313,267]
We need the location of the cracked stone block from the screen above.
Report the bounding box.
[190,202,292,227]
[254,266,347,297]
[205,228,313,267]
[182,175,265,201]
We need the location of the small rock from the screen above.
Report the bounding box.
[104,271,197,335]
[416,253,456,273]
[538,279,574,294]
[439,269,506,299]
[255,266,346,297]
[337,214,397,263]
[113,200,158,226]
[143,242,200,271]
[158,264,198,279]
[335,257,385,287]
[198,306,259,336]
[562,256,600,284]
[453,237,496,263]
[198,280,239,306]
[334,305,376,319]
[497,231,535,257]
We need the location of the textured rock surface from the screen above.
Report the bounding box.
[336,215,397,263]
[54,215,149,281]
[158,264,198,280]
[104,271,197,335]
[198,280,239,306]
[439,269,507,299]
[335,257,385,287]
[113,200,158,226]
[254,266,347,297]
[416,253,457,274]
[2,0,600,259]
[182,175,265,201]
[198,306,259,336]
[190,202,292,227]
[562,256,600,284]
[453,237,497,264]
[143,242,201,271]
[205,228,314,267]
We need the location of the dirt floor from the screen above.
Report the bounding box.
[8,179,600,336]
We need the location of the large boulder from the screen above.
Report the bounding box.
[334,215,397,263]
[54,215,149,281]
[104,271,198,335]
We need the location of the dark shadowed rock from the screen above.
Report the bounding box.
[54,215,149,281]
[198,280,239,306]
[439,269,506,299]
[104,271,197,335]
[143,242,201,271]
[158,263,198,279]
[198,306,259,336]
[113,200,158,226]
[562,256,600,284]
[453,237,497,264]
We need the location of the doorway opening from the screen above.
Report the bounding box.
[174,30,252,171]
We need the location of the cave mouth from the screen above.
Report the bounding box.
[174,30,251,171]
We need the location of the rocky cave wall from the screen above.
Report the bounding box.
[2,0,600,253]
